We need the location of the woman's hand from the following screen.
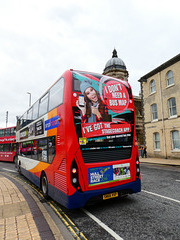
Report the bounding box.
[76,100,86,116]
[91,104,101,118]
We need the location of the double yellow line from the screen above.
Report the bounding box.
[14,174,88,240]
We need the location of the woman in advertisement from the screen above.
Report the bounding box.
[76,79,108,123]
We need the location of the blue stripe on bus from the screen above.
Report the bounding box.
[52,179,141,209]
[20,167,141,209]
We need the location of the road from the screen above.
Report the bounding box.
[0,162,180,240]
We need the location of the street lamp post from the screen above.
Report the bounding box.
[27,92,31,107]
[6,111,8,128]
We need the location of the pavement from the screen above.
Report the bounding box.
[140,157,180,166]
[0,158,179,240]
[0,173,64,240]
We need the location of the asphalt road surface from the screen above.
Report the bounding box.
[1,162,180,240]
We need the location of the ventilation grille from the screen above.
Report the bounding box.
[58,158,66,172]
[54,173,67,193]
[81,148,132,163]
[57,135,60,145]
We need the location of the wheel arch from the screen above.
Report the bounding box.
[40,170,47,189]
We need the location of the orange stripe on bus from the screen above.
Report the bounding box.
[29,162,50,173]
[47,108,58,137]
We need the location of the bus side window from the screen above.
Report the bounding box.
[39,93,49,117]
[49,78,64,111]
[27,107,33,125]
[32,101,39,120]
[21,113,27,128]
[32,140,38,160]
[38,138,48,162]
[0,144,3,151]
[13,143,17,152]
[48,136,56,163]
[4,144,9,152]
[0,129,4,137]
[20,142,26,156]
[5,129,10,136]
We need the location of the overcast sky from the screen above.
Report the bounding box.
[1,0,180,127]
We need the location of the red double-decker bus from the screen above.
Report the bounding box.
[16,70,141,209]
[0,126,16,162]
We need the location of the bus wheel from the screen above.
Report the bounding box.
[41,173,48,199]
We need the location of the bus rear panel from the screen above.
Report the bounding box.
[17,70,141,209]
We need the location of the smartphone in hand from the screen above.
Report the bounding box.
[78,94,85,107]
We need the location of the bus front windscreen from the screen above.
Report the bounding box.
[72,71,135,163]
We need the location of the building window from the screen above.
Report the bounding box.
[150,79,156,94]
[171,130,180,150]
[168,97,177,117]
[167,70,174,86]
[151,103,158,120]
[154,132,160,150]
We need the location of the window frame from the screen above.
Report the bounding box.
[153,132,160,150]
[49,77,64,112]
[39,92,49,117]
[171,130,180,150]
[0,129,4,137]
[168,97,177,117]
[32,101,39,120]
[27,107,33,121]
[150,79,156,94]
[20,136,56,163]
[166,70,174,87]
[151,103,158,121]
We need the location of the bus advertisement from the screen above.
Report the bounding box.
[16,70,141,209]
[0,126,16,162]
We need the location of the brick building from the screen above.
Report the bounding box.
[139,54,180,159]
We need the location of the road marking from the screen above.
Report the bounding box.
[15,176,87,240]
[175,180,180,182]
[142,190,180,204]
[82,208,124,240]
[2,168,16,173]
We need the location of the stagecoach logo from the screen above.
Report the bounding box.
[45,115,60,131]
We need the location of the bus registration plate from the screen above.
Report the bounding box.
[103,192,118,200]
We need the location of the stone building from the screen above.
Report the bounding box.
[139,54,180,159]
[103,49,143,147]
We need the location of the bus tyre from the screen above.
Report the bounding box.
[41,173,48,199]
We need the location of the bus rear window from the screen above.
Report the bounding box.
[72,71,134,152]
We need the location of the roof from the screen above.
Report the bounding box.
[104,49,126,73]
[138,53,180,82]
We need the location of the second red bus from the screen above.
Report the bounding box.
[0,126,16,162]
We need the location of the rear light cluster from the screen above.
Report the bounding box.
[71,159,82,192]
[136,155,140,179]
